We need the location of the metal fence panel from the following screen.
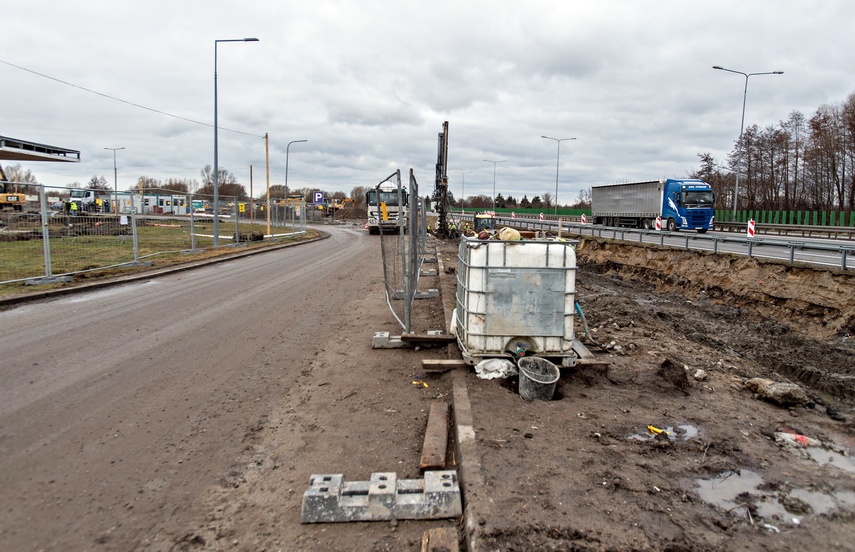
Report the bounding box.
[1,185,308,286]
[376,170,430,333]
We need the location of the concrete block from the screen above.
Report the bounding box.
[415,289,440,299]
[372,331,408,349]
[301,471,462,523]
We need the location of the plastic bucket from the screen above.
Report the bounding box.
[517,357,560,401]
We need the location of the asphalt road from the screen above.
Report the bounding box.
[0,223,407,550]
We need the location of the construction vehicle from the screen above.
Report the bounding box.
[68,189,113,212]
[432,121,451,237]
[474,211,497,233]
[326,197,354,216]
[0,163,27,211]
[591,179,715,233]
[366,179,408,234]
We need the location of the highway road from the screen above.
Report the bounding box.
[472,215,855,270]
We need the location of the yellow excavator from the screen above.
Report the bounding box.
[0,163,27,211]
[326,197,354,215]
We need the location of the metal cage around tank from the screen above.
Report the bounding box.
[455,236,579,365]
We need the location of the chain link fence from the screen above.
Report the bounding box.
[377,169,430,333]
[0,185,307,286]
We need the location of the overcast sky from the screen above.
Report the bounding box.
[3,0,854,204]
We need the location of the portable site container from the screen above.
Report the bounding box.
[455,236,579,366]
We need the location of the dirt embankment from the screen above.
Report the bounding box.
[574,238,855,403]
[575,238,855,340]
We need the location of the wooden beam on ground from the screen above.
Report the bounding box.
[419,401,449,472]
[422,359,468,372]
[421,527,459,552]
[400,333,456,344]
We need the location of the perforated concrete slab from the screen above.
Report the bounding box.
[300,470,462,523]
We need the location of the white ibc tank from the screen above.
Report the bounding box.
[455,236,577,365]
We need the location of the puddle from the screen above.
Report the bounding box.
[629,424,699,442]
[805,447,855,474]
[691,469,855,525]
[775,432,855,474]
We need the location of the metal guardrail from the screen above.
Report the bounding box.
[712,221,855,239]
[452,213,854,270]
[483,212,855,241]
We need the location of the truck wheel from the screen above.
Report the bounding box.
[642,218,652,229]
[666,218,677,232]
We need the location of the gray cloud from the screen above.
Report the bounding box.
[2,0,853,202]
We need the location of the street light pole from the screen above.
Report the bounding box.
[483,159,506,209]
[713,65,783,220]
[214,37,259,247]
[104,147,125,214]
[284,139,308,199]
[452,170,472,210]
[541,136,576,215]
[284,139,307,228]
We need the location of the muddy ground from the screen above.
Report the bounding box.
[2,224,854,551]
[433,234,855,551]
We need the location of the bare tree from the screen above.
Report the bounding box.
[1,163,39,195]
[131,176,161,195]
[197,165,243,198]
[542,192,554,210]
[350,185,370,208]
[87,175,110,191]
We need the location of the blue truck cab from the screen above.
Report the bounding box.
[591,178,716,233]
[662,179,716,233]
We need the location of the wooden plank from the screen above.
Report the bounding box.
[421,527,459,552]
[419,401,449,471]
[421,359,468,372]
[400,333,456,343]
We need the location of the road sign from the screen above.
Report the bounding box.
[655,216,662,231]
[748,219,756,237]
[581,214,587,224]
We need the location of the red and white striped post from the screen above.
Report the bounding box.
[747,219,756,238]
[581,214,587,224]
[539,212,544,220]
[655,216,662,231]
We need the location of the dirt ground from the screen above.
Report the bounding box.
[2,224,854,551]
[433,234,855,551]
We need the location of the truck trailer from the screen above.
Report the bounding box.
[591,179,715,233]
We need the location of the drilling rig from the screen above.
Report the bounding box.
[433,121,450,237]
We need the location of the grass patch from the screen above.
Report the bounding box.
[0,219,319,297]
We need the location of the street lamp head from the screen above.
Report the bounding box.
[217,37,260,44]
[713,64,783,219]
[542,136,576,142]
